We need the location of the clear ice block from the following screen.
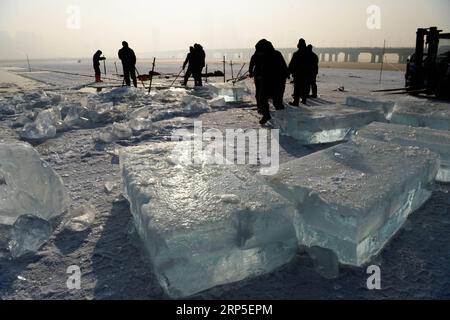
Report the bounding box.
[119,142,297,298]
[270,105,380,145]
[356,122,450,183]
[264,137,439,266]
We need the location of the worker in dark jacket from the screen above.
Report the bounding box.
[307,44,319,98]
[182,46,195,86]
[191,44,206,86]
[249,41,266,113]
[93,50,106,83]
[118,41,137,87]
[288,38,309,105]
[259,40,289,125]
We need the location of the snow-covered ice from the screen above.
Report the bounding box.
[391,100,450,131]
[264,137,439,266]
[356,122,450,182]
[0,142,70,226]
[119,141,297,297]
[270,105,381,144]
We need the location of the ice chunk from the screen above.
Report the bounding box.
[391,100,450,131]
[93,122,133,143]
[8,214,53,258]
[264,137,439,266]
[119,142,297,298]
[356,122,450,182]
[20,107,62,141]
[64,205,96,232]
[0,142,70,225]
[206,83,251,102]
[345,96,395,120]
[270,105,380,145]
[151,96,210,122]
[209,97,227,108]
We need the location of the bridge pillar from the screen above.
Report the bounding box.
[344,53,349,63]
[371,54,377,63]
[335,53,339,62]
[328,53,333,62]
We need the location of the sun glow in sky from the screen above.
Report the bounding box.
[0,0,449,59]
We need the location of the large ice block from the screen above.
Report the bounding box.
[205,83,251,102]
[264,137,439,266]
[270,105,380,145]
[0,142,70,225]
[120,142,297,298]
[345,96,395,120]
[356,122,450,183]
[391,100,450,131]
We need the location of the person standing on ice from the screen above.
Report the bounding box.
[288,38,309,105]
[306,44,319,98]
[249,40,266,114]
[93,50,106,83]
[118,41,137,87]
[191,44,206,87]
[258,39,288,125]
[182,46,195,86]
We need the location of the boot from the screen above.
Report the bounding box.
[95,74,100,83]
[259,114,271,125]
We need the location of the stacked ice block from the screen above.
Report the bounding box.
[119,142,297,298]
[270,105,380,144]
[391,100,450,131]
[264,137,439,266]
[356,122,450,182]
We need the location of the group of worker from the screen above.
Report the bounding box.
[249,38,319,124]
[93,41,137,87]
[93,38,319,125]
[182,44,206,86]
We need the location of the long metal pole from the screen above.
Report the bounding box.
[103,59,107,76]
[148,57,156,94]
[170,67,184,87]
[205,64,208,83]
[230,60,234,82]
[223,56,226,83]
[379,40,386,84]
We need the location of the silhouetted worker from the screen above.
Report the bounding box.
[258,40,288,125]
[93,50,106,83]
[118,41,137,87]
[288,38,309,105]
[191,44,206,86]
[307,44,319,98]
[182,46,195,86]
[249,41,266,113]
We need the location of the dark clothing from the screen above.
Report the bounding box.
[123,65,137,87]
[289,49,309,104]
[183,52,193,86]
[118,45,137,87]
[93,52,105,76]
[260,48,288,116]
[191,45,206,86]
[249,52,265,110]
[307,51,319,97]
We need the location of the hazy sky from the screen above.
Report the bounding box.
[1,0,449,59]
